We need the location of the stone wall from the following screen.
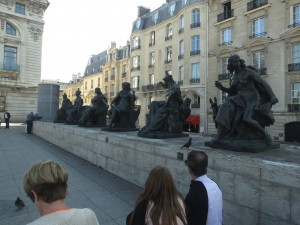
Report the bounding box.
[33,122,300,225]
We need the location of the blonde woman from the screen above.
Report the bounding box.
[127,166,187,225]
[23,160,99,225]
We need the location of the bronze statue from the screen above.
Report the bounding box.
[206,54,278,151]
[54,93,73,123]
[138,71,191,138]
[108,82,139,129]
[78,87,108,126]
[65,88,84,125]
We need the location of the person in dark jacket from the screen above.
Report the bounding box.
[185,151,223,225]
[4,111,11,128]
[26,112,35,134]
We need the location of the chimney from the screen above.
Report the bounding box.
[138,6,150,17]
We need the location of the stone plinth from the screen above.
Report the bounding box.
[33,122,300,225]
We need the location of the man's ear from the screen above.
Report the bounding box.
[31,190,38,202]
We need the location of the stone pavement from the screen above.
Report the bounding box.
[0,123,142,225]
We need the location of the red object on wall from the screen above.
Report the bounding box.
[185,115,200,124]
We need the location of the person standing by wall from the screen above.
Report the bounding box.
[3,111,11,128]
[185,151,223,225]
[26,112,35,134]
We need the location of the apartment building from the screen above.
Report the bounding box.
[207,0,300,141]
[130,0,206,131]
[0,0,49,122]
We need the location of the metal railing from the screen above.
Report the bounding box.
[247,0,268,12]
[219,41,233,46]
[131,66,140,72]
[249,31,266,39]
[288,104,300,112]
[178,28,184,34]
[288,21,300,28]
[190,78,200,84]
[164,60,172,64]
[288,63,300,72]
[0,63,20,72]
[131,46,141,52]
[217,9,234,22]
[165,35,173,41]
[190,50,200,56]
[148,64,155,68]
[178,54,184,60]
[190,22,201,28]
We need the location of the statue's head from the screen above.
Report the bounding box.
[95,87,101,94]
[228,54,240,64]
[122,82,130,91]
[163,71,174,86]
[76,88,81,96]
[63,93,67,99]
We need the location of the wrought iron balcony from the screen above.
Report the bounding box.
[178,54,184,60]
[131,45,141,52]
[178,28,184,34]
[149,42,155,47]
[256,67,267,75]
[288,21,300,28]
[122,72,126,78]
[0,63,20,72]
[249,32,266,39]
[288,104,300,112]
[164,60,172,64]
[110,75,115,80]
[191,103,200,108]
[190,50,200,56]
[148,64,155,68]
[218,73,231,80]
[217,9,234,23]
[165,35,173,41]
[288,63,300,72]
[219,41,233,46]
[247,0,268,12]
[131,66,140,72]
[190,78,200,84]
[190,22,200,28]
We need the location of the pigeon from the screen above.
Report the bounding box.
[15,197,25,210]
[181,137,192,149]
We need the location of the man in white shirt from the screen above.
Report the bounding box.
[185,151,223,225]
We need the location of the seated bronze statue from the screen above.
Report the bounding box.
[78,87,108,126]
[54,93,73,123]
[65,88,84,125]
[207,54,278,151]
[138,72,191,137]
[108,82,139,129]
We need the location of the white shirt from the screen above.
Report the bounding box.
[26,208,99,225]
[196,175,222,225]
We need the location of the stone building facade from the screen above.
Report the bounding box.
[0,0,49,122]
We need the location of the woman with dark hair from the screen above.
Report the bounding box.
[127,166,187,225]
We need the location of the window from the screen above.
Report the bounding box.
[149,74,154,85]
[98,78,100,87]
[179,40,184,58]
[169,3,175,16]
[3,46,17,71]
[252,17,265,38]
[292,83,300,104]
[149,52,155,66]
[221,27,232,46]
[179,15,184,32]
[131,76,140,89]
[166,24,173,39]
[135,18,141,29]
[91,80,93,89]
[293,5,300,26]
[166,46,172,62]
[252,51,265,69]
[132,56,140,69]
[105,86,108,94]
[152,12,158,24]
[150,31,155,46]
[110,84,115,96]
[191,35,200,55]
[122,64,126,73]
[15,3,25,14]
[292,43,300,64]
[192,9,200,24]
[132,36,140,49]
[111,68,115,76]
[85,81,87,90]
[191,63,200,83]
[179,66,184,82]
[6,23,16,36]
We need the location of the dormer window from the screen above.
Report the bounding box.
[152,11,158,24]
[135,18,141,29]
[169,3,175,16]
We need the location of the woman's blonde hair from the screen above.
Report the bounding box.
[23,160,68,203]
[132,166,187,225]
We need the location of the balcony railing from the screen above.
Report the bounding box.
[132,86,140,91]
[191,103,200,108]
[178,28,184,34]
[190,22,200,28]
[288,63,300,72]
[190,50,200,56]
[256,67,267,75]
[110,75,115,80]
[0,63,20,72]
[288,21,300,28]
[288,104,300,112]
[122,72,126,78]
[249,31,266,39]
[148,64,155,68]
[219,41,233,46]
[165,60,172,64]
[142,82,166,92]
[131,45,141,52]
[247,0,268,12]
[190,78,200,84]
[217,9,234,23]
[178,54,184,60]
[149,42,155,47]
[165,35,173,41]
[177,80,183,86]
[105,78,108,82]
[218,73,231,80]
[110,92,115,96]
[131,66,140,72]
